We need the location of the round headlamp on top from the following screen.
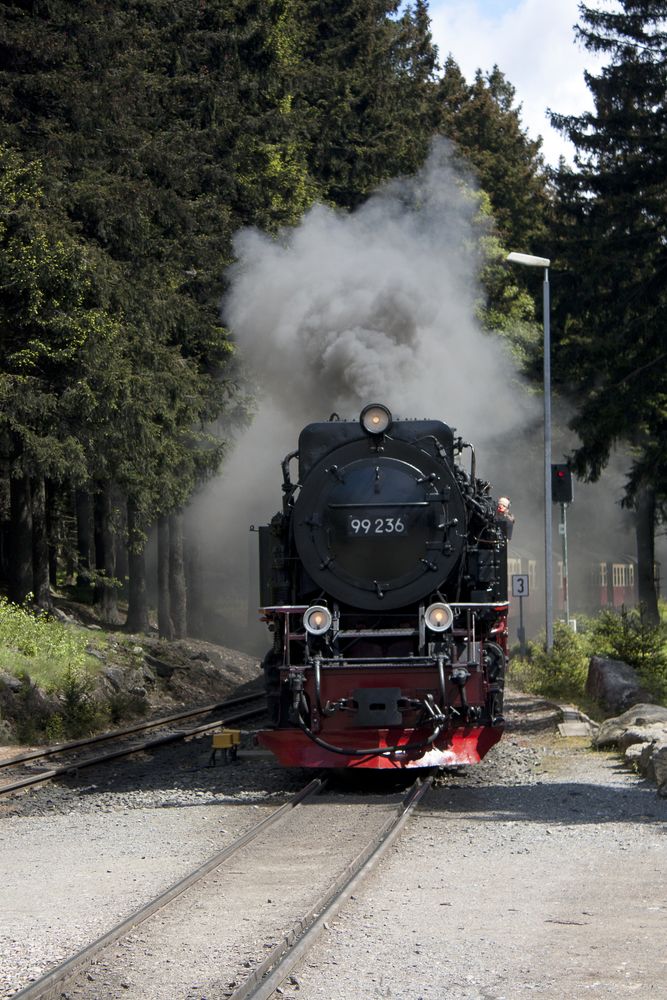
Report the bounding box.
[360,403,392,436]
[424,602,454,633]
[303,605,332,636]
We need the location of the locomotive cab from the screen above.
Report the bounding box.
[257,404,508,769]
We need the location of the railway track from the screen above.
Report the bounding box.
[0,692,266,796]
[11,775,432,999]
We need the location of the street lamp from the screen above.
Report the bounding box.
[507,251,553,651]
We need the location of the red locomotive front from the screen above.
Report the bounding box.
[256,404,508,769]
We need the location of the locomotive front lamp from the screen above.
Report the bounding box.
[303,605,332,635]
[425,602,454,632]
[360,403,392,435]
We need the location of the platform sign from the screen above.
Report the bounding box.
[512,574,529,657]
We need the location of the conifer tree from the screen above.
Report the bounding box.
[550,0,667,621]
[0,144,117,604]
[436,59,547,253]
[294,0,439,207]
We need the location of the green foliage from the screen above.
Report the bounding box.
[437,61,547,253]
[0,596,97,686]
[549,2,667,509]
[510,622,593,703]
[293,0,439,208]
[0,0,558,627]
[434,58,549,337]
[589,605,667,703]
[50,664,103,739]
[0,144,116,484]
[511,606,667,708]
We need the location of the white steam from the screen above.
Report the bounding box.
[194,141,542,651]
[223,139,535,438]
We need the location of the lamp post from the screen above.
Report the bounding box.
[507,251,553,651]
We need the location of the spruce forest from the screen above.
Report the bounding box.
[0,0,665,637]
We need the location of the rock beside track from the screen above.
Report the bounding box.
[594,703,667,796]
[585,654,654,712]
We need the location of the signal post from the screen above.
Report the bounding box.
[551,464,574,626]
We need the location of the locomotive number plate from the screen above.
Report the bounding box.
[347,515,407,536]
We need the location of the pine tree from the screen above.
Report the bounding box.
[550,0,667,621]
[0,144,117,604]
[436,60,547,253]
[293,0,439,207]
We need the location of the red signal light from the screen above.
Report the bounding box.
[551,464,573,503]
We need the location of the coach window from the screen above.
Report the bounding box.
[528,561,537,590]
[628,565,635,587]
[599,563,607,588]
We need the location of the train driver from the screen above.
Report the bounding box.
[496,496,515,540]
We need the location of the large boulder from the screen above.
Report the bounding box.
[617,724,667,752]
[596,703,667,795]
[653,744,667,796]
[594,703,667,748]
[586,655,652,713]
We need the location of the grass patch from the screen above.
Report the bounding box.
[0,596,101,686]
[0,597,106,739]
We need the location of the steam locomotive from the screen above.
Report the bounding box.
[257,404,509,769]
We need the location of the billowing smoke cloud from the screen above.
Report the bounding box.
[189,140,544,651]
[223,139,535,438]
[195,140,661,651]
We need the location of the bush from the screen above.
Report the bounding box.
[510,607,667,708]
[589,605,667,704]
[53,664,103,738]
[509,621,593,703]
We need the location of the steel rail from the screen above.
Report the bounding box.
[10,777,327,1000]
[228,775,433,1000]
[0,699,266,796]
[0,691,262,770]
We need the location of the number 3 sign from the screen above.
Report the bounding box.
[512,574,529,597]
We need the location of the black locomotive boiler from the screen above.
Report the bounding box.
[257,404,509,769]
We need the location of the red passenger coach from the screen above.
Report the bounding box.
[256,405,509,770]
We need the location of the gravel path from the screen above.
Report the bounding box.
[0,733,306,998]
[285,699,667,1000]
[2,694,666,1000]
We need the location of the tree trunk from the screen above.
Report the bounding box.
[157,516,172,639]
[75,490,93,586]
[185,519,204,639]
[115,492,128,595]
[635,483,659,624]
[31,476,52,610]
[45,480,58,586]
[169,510,187,639]
[126,496,149,634]
[94,484,120,624]
[8,474,33,604]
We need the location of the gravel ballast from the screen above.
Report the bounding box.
[287,700,667,1000]
[0,734,306,998]
[2,693,667,999]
